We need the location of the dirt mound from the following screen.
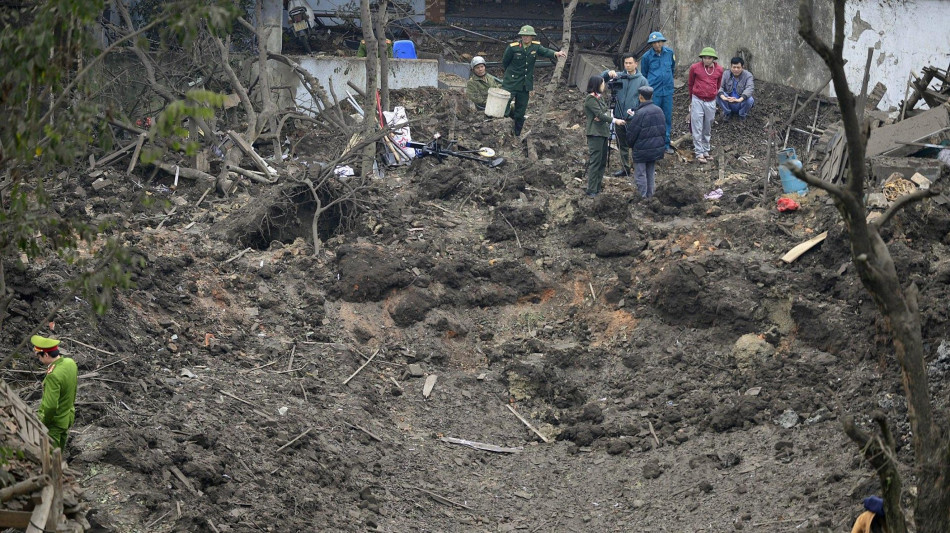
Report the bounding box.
[331,243,414,302]
[6,67,950,533]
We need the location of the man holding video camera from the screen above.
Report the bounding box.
[602,53,648,177]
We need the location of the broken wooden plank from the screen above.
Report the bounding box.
[0,475,48,503]
[126,133,147,175]
[867,105,950,157]
[90,141,136,170]
[422,374,437,398]
[781,231,829,264]
[866,81,887,111]
[344,421,383,442]
[216,389,276,421]
[275,427,313,452]
[168,465,199,495]
[195,149,210,174]
[0,510,33,529]
[439,437,523,454]
[855,47,874,117]
[227,130,276,179]
[506,404,551,443]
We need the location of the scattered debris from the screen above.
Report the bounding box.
[422,374,437,398]
[439,437,523,454]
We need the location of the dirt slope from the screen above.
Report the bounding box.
[3,76,949,533]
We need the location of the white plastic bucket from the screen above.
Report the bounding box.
[484,88,511,118]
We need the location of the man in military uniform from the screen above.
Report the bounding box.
[466,56,501,110]
[502,25,567,135]
[32,335,77,451]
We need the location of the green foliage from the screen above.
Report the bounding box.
[0,0,106,171]
[0,1,235,334]
[0,446,25,465]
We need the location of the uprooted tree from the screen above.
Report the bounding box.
[794,1,950,531]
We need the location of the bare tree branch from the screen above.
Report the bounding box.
[39,7,172,126]
[212,34,258,141]
[798,1,949,530]
[843,414,908,533]
[115,1,177,104]
[872,188,940,230]
[359,0,380,177]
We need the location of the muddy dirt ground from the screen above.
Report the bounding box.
[3,64,950,533]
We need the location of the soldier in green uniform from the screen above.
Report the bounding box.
[32,335,77,450]
[502,25,567,135]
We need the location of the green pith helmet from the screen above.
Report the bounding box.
[699,47,718,59]
[31,335,60,350]
[518,25,537,37]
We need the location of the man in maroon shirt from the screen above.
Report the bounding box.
[687,47,723,164]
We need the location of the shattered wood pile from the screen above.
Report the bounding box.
[0,379,87,532]
[901,64,950,119]
[810,61,950,188]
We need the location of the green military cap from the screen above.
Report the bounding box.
[699,47,718,59]
[31,335,60,351]
[518,25,537,36]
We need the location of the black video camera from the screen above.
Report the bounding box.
[607,72,633,92]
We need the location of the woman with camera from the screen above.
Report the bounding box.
[584,75,626,197]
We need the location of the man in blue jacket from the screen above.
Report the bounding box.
[639,31,676,154]
[602,53,648,176]
[625,86,666,198]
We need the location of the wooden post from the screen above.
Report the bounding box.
[855,47,874,121]
[45,448,63,531]
[25,485,53,533]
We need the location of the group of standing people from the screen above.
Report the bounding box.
[584,31,675,198]
[585,31,755,197]
[465,26,755,200]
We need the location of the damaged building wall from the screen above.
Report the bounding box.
[660,0,949,108]
[840,0,950,110]
[661,0,834,93]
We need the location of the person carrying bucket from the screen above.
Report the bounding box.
[466,56,501,110]
[502,25,566,136]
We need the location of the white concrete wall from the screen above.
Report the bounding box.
[290,57,438,112]
[303,0,425,26]
[661,0,950,108]
[839,0,950,110]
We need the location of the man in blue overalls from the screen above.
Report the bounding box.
[639,31,676,154]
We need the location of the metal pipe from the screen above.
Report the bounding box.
[449,24,505,43]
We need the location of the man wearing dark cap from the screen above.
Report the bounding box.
[639,31,676,154]
[32,335,77,450]
[625,86,666,198]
